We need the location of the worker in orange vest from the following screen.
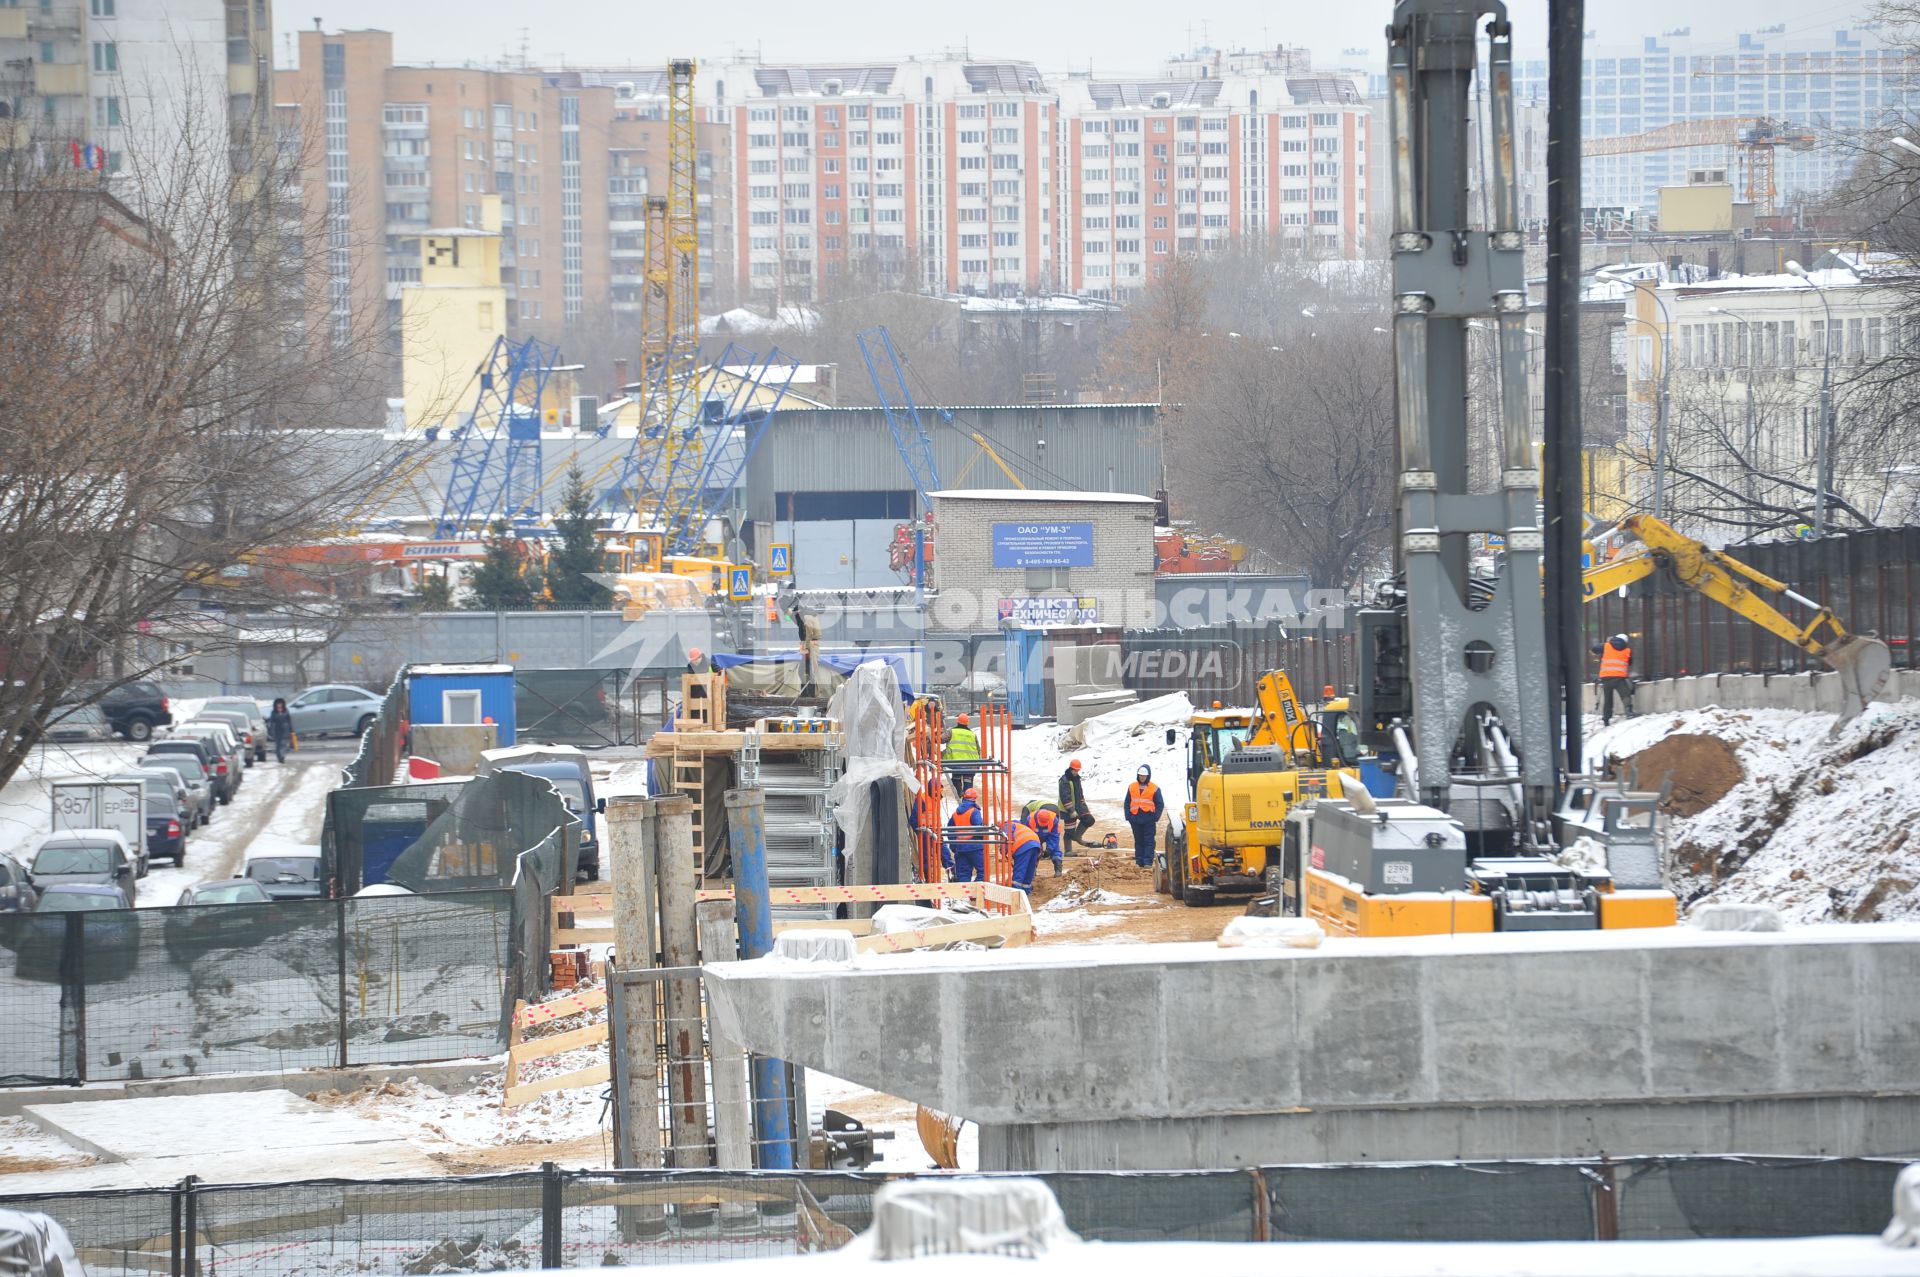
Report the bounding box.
[946,787,986,882]
[999,818,1044,893]
[1597,633,1636,726]
[1124,765,1165,869]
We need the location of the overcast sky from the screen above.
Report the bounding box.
[274,0,1872,76]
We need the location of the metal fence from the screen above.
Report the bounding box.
[3,1157,1902,1274]
[0,890,527,1086]
[340,667,409,790]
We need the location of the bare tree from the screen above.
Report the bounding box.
[1173,311,1399,589]
[0,98,392,790]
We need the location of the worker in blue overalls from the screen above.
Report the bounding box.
[1020,800,1066,877]
[946,787,986,882]
[1001,818,1045,894]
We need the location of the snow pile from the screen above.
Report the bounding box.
[1038,883,1139,913]
[1590,702,1920,925]
[1010,693,1193,819]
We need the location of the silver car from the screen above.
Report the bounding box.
[202,697,269,761]
[42,703,112,743]
[172,723,244,797]
[286,684,384,738]
[138,755,216,827]
[26,830,139,904]
[188,712,258,769]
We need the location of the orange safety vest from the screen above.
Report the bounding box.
[1001,821,1040,852]
[1127,781,1160,816]
[1599,643,1632,679]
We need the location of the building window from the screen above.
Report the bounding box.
[89,0,114,13]
[91,41,117,71]
[94,96,121,128]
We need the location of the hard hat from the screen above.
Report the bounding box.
[1613,633,1629,645]
[1211,700,1222,709]
[688,646,703,661]
[957,713,970,726]
[964,787,978,799]
[1032,809,1056,830]
[1323,685,1336,699]
[1068,759,1082,771]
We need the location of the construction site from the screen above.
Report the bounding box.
[5,2,1920,1274]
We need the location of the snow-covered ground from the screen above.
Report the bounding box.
[1009,693,1193,824]
[1588,700,1920,925]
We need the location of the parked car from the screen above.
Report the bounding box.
[42,703,113,743]
[130,765,194,830]
[200,698,269,762]
[14,883,138,982]
[240,855,328,902]
[138,755,215,827]
[286,684,383,738]
[0,853,39,914]
[108,772,188,867]
[172,723,245,795]
[147,738,233,805]
[189,711,258,768]
[0,1209,86,1277]
[26,830,138,904]
[163,880,277,959]
[59,679,173,742]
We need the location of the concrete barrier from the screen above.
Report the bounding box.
[704,923,1920,1171]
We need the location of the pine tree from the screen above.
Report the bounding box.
[545,467,612,610]
[465,521,540,611]
[411,569,454,611]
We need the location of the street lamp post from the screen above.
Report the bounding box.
[1706,306,1759,505]
[1623,307,1673,519]
[1785,260,1836,538]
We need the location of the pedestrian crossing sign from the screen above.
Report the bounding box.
[728,566,752,601]
[769,543,792,577]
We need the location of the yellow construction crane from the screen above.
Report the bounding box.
[1583,513,1893,725]
[1582,116,1815,216]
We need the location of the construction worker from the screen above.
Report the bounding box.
[1124,765,1165,869]
[1598,632,1636,726]
[1000,818,1045,893]
[1057,760,1096,848]
[1021,800,1066,876]
[946,787,986,882]
[685,646,712,699]
[945,712,981,797]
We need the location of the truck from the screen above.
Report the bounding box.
[50,779,148,876]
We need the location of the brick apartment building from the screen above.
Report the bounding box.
[278,30,733,366]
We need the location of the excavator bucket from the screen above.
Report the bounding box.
[1825,635,1894,728]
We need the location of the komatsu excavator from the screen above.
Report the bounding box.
[1584,513,1892,727]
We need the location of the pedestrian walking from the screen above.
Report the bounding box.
[944,712,981,797]
[1124,765,1165,869]
[1598,633,1636,726]
[1001,819,1044,893]
[946,787,986,883]
[1057,760,1096,847]
[267,697,295,763]
[1021,800,1065,876]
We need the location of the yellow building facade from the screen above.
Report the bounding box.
[402,196,507,430]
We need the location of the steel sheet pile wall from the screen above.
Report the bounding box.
[0,1158,1903,1275]
[339,667,409,790]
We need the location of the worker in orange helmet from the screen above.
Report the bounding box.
[1057,759,1095,848]
[944,711,981,797]
[1020,799,1066,876]
[946,786,986,881]
[999,817,1045,893]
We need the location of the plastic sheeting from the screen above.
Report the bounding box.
[827,662,919,869]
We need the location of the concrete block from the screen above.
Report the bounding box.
[1500,947,1651,1103]
[1161,960,1301,1113]
[1810,670,1845,715]
[1862,939,1920,1091]
[1062,689,1137,727]
[1894,668,1920,702]
[1648,943,1779,1095]
[1293,956,1426,1106]
[1769,941,1872,1096]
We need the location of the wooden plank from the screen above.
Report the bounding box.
[515,985,607,1028]
[855,914,1034,954]
[564,1182,791,1209]
[773,918,877,936]
[508,1020,609,1065]
[691,882,989,905]
[554,892,615,915]
[505,1061,611,1107]
[551,925,617,946]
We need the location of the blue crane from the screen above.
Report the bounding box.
[856,325,942,511]
[434,335,562,538]
[656,348,801,555]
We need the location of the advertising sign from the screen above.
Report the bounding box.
[991,522,1094,569]
[999,597,1100,626]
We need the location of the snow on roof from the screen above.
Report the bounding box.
[932,488,1157,505]
[409,663,514,676]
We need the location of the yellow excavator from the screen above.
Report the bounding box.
[1162,670,1363,906]
[1583,514,1893,726]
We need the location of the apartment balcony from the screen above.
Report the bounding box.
[0,9,26,38]
[34,62,87,97]
[228,61,256,96]
[609,219,646,233]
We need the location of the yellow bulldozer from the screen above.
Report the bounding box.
[1161,670,1363,906]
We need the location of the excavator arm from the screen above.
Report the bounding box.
[1584,513,1893,724]
[1250,671,1324,764]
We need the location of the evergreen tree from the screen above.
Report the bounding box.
[465,521,540,611]
[545,467,613,610]
[411,569,454,611]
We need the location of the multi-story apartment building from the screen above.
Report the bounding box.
[1054,72,1369,298]
[280,30,628,356]
[696,58,1057,303]
[1364,23,1917,216]
[0,0,271,207]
